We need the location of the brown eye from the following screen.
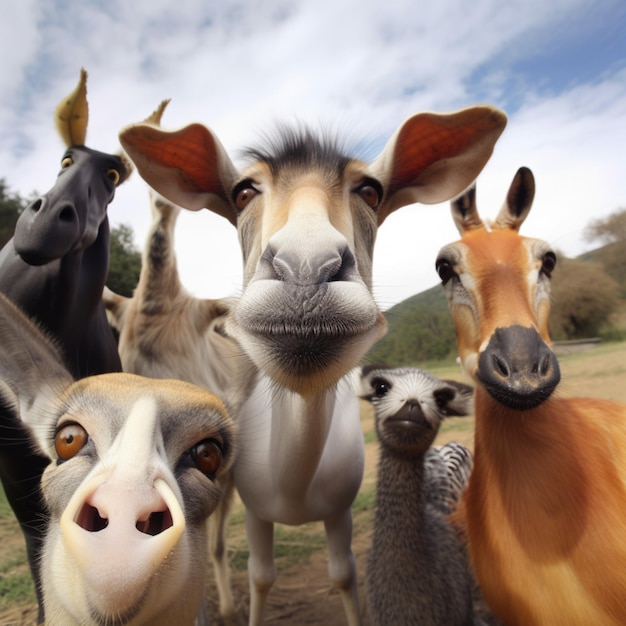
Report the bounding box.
[60,156,73,170]
[233,182,258,211]
[356,180,382,209]
[436,258,455,285]
[541,251,557,277]
[55,423,88,460]
[190,439,223,478]
[106,168,121,185]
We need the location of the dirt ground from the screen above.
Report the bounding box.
[1,342,625,625]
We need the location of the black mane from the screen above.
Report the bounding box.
[241,125,352,177]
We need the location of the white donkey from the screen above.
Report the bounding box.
[119,107,507,624]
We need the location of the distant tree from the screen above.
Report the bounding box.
[584,208,626,244]
[106,223,141,297]
[549,256,619,340]
[583,208,626,297]
[0,179,31,249]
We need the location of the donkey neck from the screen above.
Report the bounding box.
[468,387,592,559]
[268,383,338,498]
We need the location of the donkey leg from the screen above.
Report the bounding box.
[245,511,275,626]
[324,510,362,626]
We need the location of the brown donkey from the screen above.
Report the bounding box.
[437,167,626,626]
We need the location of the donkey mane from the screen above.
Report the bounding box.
[241,124,354,176]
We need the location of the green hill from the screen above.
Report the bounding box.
[368,244,626,367]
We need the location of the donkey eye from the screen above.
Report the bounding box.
[355,179,382,209]
[60,156,73,170]
[190,439,223,479]
[540,251,557,277]
[106,168,121,185]
[436,258,455,285]
[54,423,88,460]
[233,181,259,211]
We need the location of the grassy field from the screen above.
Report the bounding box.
[1,340,626,624]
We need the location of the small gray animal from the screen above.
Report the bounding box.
[360,365,477,626]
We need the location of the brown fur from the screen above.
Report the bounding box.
[442,169,626,625]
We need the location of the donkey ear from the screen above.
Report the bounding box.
[450,185,483,234]
[0,293,75,453]
[119,123,239,225]
[55,68,89,148]
[495,167,535,231]
[370,106,507,225]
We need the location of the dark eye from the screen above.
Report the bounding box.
[233,181,259,211]
[55,423,88,460]
[60,156,73,170]
[541,251,557,277]
[436,258,455,285]
[434,389,454,409]
[355,179,382,209]
[372,377,391,397]
[106,168,121,185]
[190,439,223,479]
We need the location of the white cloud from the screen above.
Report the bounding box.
[0,0,624,308]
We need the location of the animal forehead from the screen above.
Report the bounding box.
[366,367,444,394]
[61,373,229,438]
[62,145,127,170]
[451,228,541,272]
[241,126,356,179]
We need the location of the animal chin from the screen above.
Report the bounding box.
[88,596,144,626]
[483,382,556,411]
[230,282,384,392]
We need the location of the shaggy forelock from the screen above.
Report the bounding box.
[241,124,353,177]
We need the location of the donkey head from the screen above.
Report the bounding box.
[436,167,561,410]
[119,107,507,395]
[14,69,131,265]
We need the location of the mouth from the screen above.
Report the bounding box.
[229,280,385,388]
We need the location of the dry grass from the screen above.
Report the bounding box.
[1,341,625,625]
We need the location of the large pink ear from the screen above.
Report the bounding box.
[119,123,238,225]
[369,106,507,225]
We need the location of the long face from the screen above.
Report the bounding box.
[40,374,234,625]
[437,169,561,410]
[228,135,386,394]
[13,147,128,265]
[119,107,508,396]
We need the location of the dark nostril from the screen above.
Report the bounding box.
[539,354,551,376]
[76,503,109,532]
[28,199,43,213]
[330,247,357,282]
[493,354,509,378]
[136,509,173,536]
[58,206,76,222]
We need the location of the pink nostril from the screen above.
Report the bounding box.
[136,509,174,536]
[76,503,108,532]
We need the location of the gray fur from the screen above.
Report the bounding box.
[360,366,476,626]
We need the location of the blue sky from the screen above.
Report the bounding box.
[1,0,625,307]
